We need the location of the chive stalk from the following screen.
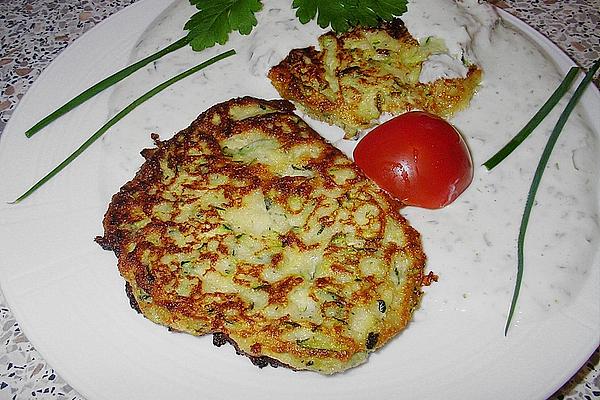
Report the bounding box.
[504,59,600,335]
[12,49,236,203]
[483,66,580,170]
[24,36,192,138]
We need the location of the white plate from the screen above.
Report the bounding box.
[0,1,598,399]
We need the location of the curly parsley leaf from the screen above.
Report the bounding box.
[185,0,263,51]
[292,0,408,32]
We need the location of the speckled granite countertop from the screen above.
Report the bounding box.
[0,0,598,399]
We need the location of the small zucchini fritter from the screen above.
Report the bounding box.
[96,97,426,374]
[269,19,482,138]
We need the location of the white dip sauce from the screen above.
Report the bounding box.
[104,0,599,337]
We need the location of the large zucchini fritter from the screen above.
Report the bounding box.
[96,97,426,374]
[269,19,482,137]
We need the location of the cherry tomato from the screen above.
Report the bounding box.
[353,111,473,209]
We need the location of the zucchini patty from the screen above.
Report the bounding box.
[269,19,482,138]
[96,97,427,374]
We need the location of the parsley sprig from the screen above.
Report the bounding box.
[293,0,408,32]
[186,0,263,51]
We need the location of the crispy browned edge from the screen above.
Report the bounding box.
[268,18,482,135]
[96,96,427,372]
[124,281,294,370]
[95,97,295,256]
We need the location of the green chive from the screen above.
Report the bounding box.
[504,59,600,336]
[483,66,580,170]
[24,36,192,138]
[11,49,236,203]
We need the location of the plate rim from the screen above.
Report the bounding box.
[0,1,598,399]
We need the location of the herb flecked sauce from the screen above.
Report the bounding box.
[103,0,599,339]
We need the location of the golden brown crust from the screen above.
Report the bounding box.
[96,97,426,374]
[269,19,482,137]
